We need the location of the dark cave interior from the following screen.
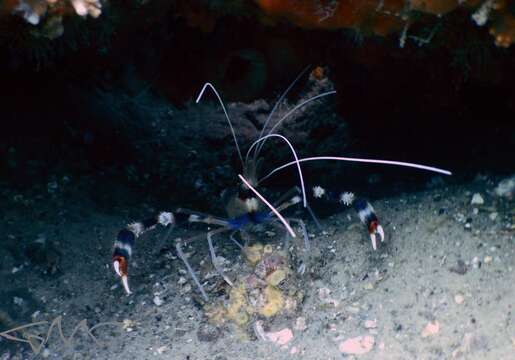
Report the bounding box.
[0,1,513,213]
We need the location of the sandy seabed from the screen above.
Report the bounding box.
[1,175,513,360]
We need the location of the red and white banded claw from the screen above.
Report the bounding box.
[113,258,132,295]
[370,224,385,251]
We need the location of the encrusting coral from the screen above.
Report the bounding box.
[3,0,101,40]
[256,0,406,36]
[205,242,304,330]
[256,0,515,47]
[9,0,102,26]
[484,1,515,47]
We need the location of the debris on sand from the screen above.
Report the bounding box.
[294,316,307,331]
[338,335,375,354]
[196,323,222,342]
[122,319,135,332]
[449,260,468,275]
[364,319,378,329]
[254,320,294,347]
[451,332,474,358]
[153,295,164,306]
[421,321,440,338]
[454,293,465,304]
[494,175,515,199]
[317,287,339,307]
[470,193,484,205]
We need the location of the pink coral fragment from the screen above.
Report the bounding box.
[421,320,440,338]
[339,335,375,354]
[266,328,294,346]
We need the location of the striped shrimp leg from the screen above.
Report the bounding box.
[112,212,174,294]
[352,199,384,251]
[312,186,384,250]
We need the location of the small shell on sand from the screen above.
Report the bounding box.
[338,335,375,354]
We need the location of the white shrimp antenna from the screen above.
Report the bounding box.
[252,66,311,163]
[259,156,452,184]
[238,174,296,238]
[245,134,307,207]
[254,90,337,160]
[196,82,244,169]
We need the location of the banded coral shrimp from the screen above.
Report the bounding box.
[111,68,451,301]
